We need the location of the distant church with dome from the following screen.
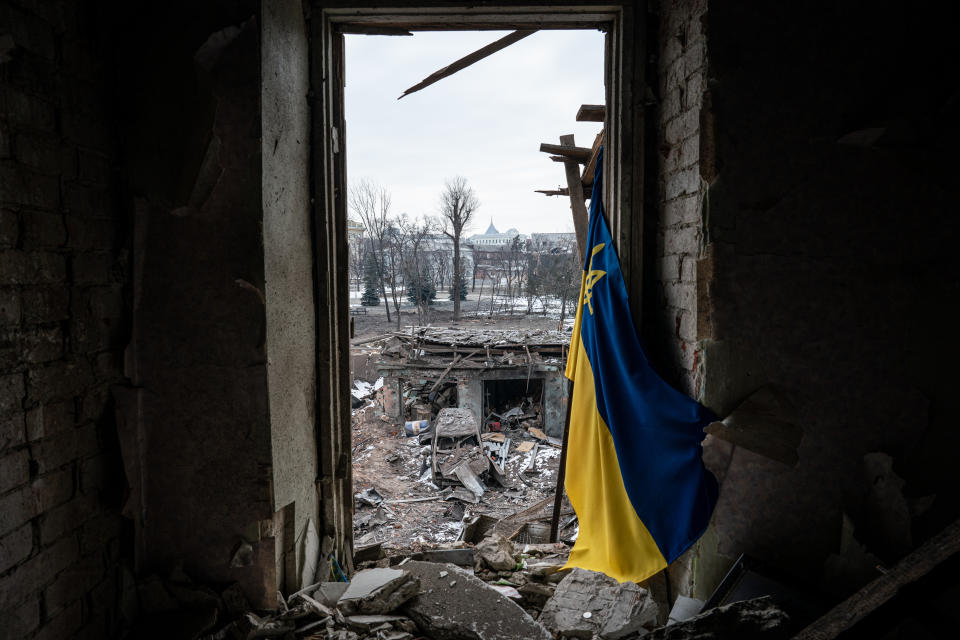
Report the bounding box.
[467,219,528,246]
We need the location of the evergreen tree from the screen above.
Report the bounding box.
[361,253,380,306]
[406,269,437,306]
[448,271,468,301]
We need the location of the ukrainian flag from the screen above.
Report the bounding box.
[563,149,718,583]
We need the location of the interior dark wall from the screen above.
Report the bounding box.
[0,1,129,637]
[698,0,960,587]
[111,0,278,608]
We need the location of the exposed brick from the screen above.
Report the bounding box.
[27,360,93,404]
[0,122,10,158]
[0,449,30,495]
[0,485,34,537]
[0,326,20,370]
[665,166,701,200]
[677,309,697,342]
[61,110,113,151]
[13,131,61,174]
[76,385,110,424]
[0,250,66,285]
[21,285,70,323]
[679,135,700,168]
[0,83,57,132]
[0,287,22,325]
[34,599,83,640]
[663,193,702,227]
[40,493,98,545]
[4,47,58,96]
[0,522,33,573]
[0,597,41,637]
[0,209,18,247]
[33,424,97,473]
[664,109,699,146]
[26,399,75,442]
[31,466,75,511]
[0,372,25,413]
[22,325,64,363]
[663,225,701,256]
[94,350,122,380]
[21,211,67,248]
[73,252,118,287]
[64,183,113,217]
[1,411,27,450]
[0,161,60,210]
[0,3,56,60]
[664,281,697,311]
[0,536,78,610]
[45,554,104,616]
[65,216,117,251]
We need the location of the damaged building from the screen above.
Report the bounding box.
[371,327,569,438]
[1,1,960,639]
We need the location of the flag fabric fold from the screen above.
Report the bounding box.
[563,148,718,583]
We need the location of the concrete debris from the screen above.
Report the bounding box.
[667,595,704,625]
[399,561,553,640]
[315,581,350,607]
[644,596,791,640]
[538,568,659,639]
[337,568,421,615]
[475,533,518,571]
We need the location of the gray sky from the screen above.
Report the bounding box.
[344,29,605,236]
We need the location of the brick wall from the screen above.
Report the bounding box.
[652,0,709,397]
[0,1,128,638]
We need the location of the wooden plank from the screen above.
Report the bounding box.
[539,142,592,162]
[334,25,413,35]
[559,134,589,262]
[535,188,569,197]
[399,30,535,99]
[576,104,605,122]
[581,129,605,188]
[793,518,960,640]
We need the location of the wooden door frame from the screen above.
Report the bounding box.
[308,0,646,568]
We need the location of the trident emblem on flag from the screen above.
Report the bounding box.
[584,242,607,315]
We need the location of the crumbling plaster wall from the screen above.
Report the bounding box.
[262,0,320,593]
[114,0,280,609]
[653,0,960,598]
[0,1,129,637]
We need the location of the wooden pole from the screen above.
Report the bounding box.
[549,378,575,542]
[398,30,535,99]
[559,134,589,262]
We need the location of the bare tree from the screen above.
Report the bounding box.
[398,215,436,325]
[349,179,393,322]
[439,176,479,320]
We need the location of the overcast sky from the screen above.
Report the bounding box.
[344,30,605,236]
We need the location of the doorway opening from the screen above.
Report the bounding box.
[310,3,647,591]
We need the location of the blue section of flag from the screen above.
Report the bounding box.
[579,150,718,563]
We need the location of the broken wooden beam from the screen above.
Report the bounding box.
[576,104,605,122]
[399,30,535,99]
[793,517,960,640]
[539,142,592,163]
[535,188,569,197]
[581,130,605,189]
[559,134,589,261]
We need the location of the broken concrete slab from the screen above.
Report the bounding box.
[419,548,475,567]
[646,596,790,639]
[538,568,659,639]
[400,561,552,640]
[475,534,518,571]
[337,568,420,615]
[314,581,349,607]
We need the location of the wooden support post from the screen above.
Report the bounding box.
[560,134,589,262]
[549,378,575,542]
[576,104,606,122]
